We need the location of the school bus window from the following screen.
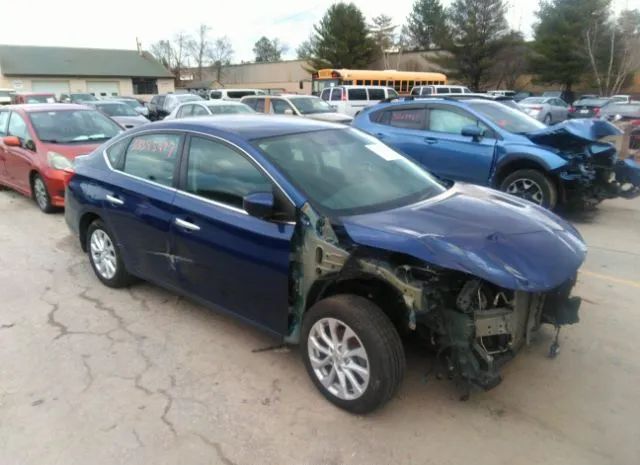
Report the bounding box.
[408,81,414,89]
[394,81,401,91]
[372,80,379,86]
[364,80,371,85]
[356,80,364,85]
[401,81,408,92]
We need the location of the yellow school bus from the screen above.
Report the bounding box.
[311,69,447,95]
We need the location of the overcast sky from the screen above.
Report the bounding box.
[0,0,636,63]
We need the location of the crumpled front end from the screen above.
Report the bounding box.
[527,119,640,206]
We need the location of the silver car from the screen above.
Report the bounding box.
[519,97,569,124]
[165,100,255,119]
[241,94,353,124]
[88,101,150,129]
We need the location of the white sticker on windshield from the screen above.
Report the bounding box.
[365,143,402,161]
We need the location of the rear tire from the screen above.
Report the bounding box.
[500,169,558,209]
[301,294,405,414]
[543,113,552,125]
[32,174,55,213]
[86,220,134,288]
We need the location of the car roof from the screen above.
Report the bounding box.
[3,103,90,112]
[141,114,341,140]
[333,85,393,89]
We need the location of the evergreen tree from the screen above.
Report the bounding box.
[405,0,447,49]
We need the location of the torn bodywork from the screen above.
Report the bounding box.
[286,195,583,390]
[526,119,640,206]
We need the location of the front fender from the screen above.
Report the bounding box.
[492,145,569,184]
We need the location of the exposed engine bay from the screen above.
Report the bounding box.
[286,203,581,392]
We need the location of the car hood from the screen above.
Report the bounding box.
[112,115,149,128]
[40,142,102,160]
[340,183,586,292]
[524,119,621,151]
[305,112,353,123]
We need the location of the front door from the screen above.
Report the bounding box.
[0,110,10,179]
[100,133,183,287]
[420,105,497,185]
[4,112,35,193]
[171,135,294,335]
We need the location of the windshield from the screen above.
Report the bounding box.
[176,95,202,103]
[289,97,334,114]
[95,103,138,117]
[466,100,545,133]
[30,109,121,144]
[71,93,97,102]
[254,128,445,215]
[119,100,142,109]
[206,104,254,114]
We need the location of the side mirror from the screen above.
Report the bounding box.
[284,109,294,116]
[2,136,21,147]
[243,192,274,219]
[461,125,483,141]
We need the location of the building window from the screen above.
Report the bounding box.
[132,78,158,95]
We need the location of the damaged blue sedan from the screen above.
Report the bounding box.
[65,116,586,413]
[353,98,640,209]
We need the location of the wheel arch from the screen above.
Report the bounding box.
[493,155,560,188]
[78,211,102,252]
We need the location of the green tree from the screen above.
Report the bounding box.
[301,2,377,70]
[436,0,509,90]
[253,36,287,63]
[405,0,447,49]
[531,0,610,91]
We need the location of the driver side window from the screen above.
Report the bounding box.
[0,111,9,136]
[8,112,31,142]
[271,99,294,114]
[177,105,193,118]
[428,108,490,137]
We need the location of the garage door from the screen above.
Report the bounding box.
[31,80,70,99]
[87,81,120,98]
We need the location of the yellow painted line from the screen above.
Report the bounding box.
[580,270,640,289]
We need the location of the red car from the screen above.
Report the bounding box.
[0,104,122,212]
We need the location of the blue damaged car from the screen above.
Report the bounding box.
[65,115,586,413]
[352,97,640,209]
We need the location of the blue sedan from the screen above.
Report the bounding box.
[65,115,586,413]
[352,98,640,209]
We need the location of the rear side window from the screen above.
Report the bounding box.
[348,88,367,101]
[228,91,254,99]
[191,105,209,116]
[210,91,222,99]
[272,99,294,114]
[157,96,166,107]
[368,89,385,100]
[177,105,193,118]
[320,89,331,101]
[123,133,181,187]
[0,111,9,136]
[435,87,450,94]
[330,89,342,101]
[243,98,257,109]
[185,136,271,208]
[255,99,266,113]
[388,89,399,98]
[421,87,433,95]
[381,108,427,130]
[410,87,421,96]
[106,139,129,170]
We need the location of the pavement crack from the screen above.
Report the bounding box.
[81,355,95,393]
[157,388,177,436]
[0,323,15,330]
[193,433,238,465]
[46,302,70,340]
[132,429,144,448]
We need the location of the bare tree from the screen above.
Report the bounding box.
[207,36,234,82]
[189,25,212,80]
[370,15,397,69]
[150,33,191,80]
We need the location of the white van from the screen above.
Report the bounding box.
[209,88,266,101]
[410,85,471,96]
[320,86,399,116]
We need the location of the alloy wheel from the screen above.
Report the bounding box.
[90,229,117,280]
[307,317,370,400]
[33,177,49,210]
[506,178,545,205]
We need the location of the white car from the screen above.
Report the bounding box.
[320,86,399,117]
[0,88,14,105]
[241,94,352,124]
[519,97,569,124]
[209,88,266,101]
[487,90,516,98]
[410,85,471,96]
[165,100,255,119]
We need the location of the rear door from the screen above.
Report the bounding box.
[419,104,497,184]
[346,88,368,116]
[370,105,429,164]
[171,135,294,335]
[100,132,183,287]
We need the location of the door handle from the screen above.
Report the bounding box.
[175,218,200,232]
[424,137,438,144]
[106,194,124,206]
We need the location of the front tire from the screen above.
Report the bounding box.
[86,220,133,288]
[32,174,55,213]
[500,169,558,209]
[301,294,405,414]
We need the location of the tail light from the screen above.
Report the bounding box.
[341,92,347,101]
[631,119,640,126]
[594,107,601,116]
[530,106,542,111]
[568,106,575,113]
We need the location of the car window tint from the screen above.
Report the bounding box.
[368,89,385,100]
[321,89,331,101]
[272,99,293,114]
[185,136,271,208]
[177,105,192,118]
[429,108,476,134]
[210,91,222,99]
[8,112,30,140]
[388,89,399,98]
[435,87,450,94]
[330,89,342,101]
[191,105,209,116]
[242,98,257,110]
[124,133,180,187]
[255,99,266,113]
[383,108,427,130]
[0,111,9,136]
[106,138,129,170]
[348,88,367,101]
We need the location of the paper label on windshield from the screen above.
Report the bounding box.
[366,143,402,161]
